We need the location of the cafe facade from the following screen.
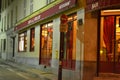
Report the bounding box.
[13,0,85,80]
[84,0,120,79]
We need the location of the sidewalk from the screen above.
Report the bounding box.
[94,73,120,80]
[2,59,120,80]
[0,59,57,80]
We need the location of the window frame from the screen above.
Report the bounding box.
[3,39,6,52]
[23,0,27,17]
[30,28,35,52]
[62,13,77,70]
[40,21,53,66]
[18,31,27,52]
[30,0,33,14]
[46,0,55,4]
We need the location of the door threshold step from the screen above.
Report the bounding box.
[94,73,120,80]
[94,77,120,80]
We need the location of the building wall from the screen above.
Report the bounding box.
[83,12,98,80]
[0,0,57,60]
[17,0,47,21]
[0,0,17,60]
[0,0,85,80]
[14,9,85,80]
[14,24,40,65]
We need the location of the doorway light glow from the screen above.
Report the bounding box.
[116,24,119,28]
[100,50,103,55]
[102,9,120,12]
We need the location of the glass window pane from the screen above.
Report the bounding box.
[18,31,27,52]
[30,28,35,51]
[40,22,53,66]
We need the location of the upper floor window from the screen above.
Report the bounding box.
[1,18,3,32]
[3,39,6,52]
[8,0,10,6]
[15,6,18,22]
[11,0,14,2]
[23,0,27,17]
[4,16,7,31]
[30,0,33,2]
[46,0,54,4]
[7,13,9,29]
[24,0,26,8]
[5,0,6,9]
[1,0,5,11]
[30,0,33,14]
[11,10,13,27]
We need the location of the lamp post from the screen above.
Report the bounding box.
[58,14,68,80]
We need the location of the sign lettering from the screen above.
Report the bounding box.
[86,0,120,12]
[59,1,70,9]
[92,2,98,9]
[28,15,41,24]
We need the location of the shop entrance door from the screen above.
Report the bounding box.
[99,14,120,74]
[114,16,120,73]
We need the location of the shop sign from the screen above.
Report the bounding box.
[60,14,68,24]
[28,15,41,24]
[60,14,68,32]
[60,24,68,32]
[86,0,120,12]
[15,0,77,31]
[59,1,71,10]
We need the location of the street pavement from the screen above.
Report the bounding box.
[0,59,57,80]
[1,59,120,80]
[0,60,42,80]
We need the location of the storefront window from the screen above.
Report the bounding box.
[18,31,27,52]
[99,10,120,73]
[40,22,53,66]
[63,13,77,70]
[30,28,35,51]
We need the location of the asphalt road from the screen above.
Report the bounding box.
[0,61,41,80]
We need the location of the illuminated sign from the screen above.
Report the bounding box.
[86,0,120,12]
[59,1,71,9]
[28,15,41,24]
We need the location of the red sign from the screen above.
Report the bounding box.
[60,14,68,32]
[86,0,120,12]
[60,14,68,24]
[15,0,77,31]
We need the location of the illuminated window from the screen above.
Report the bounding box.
[40,22,53,66]
[18,31,27,52]
[30,28,35,51]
